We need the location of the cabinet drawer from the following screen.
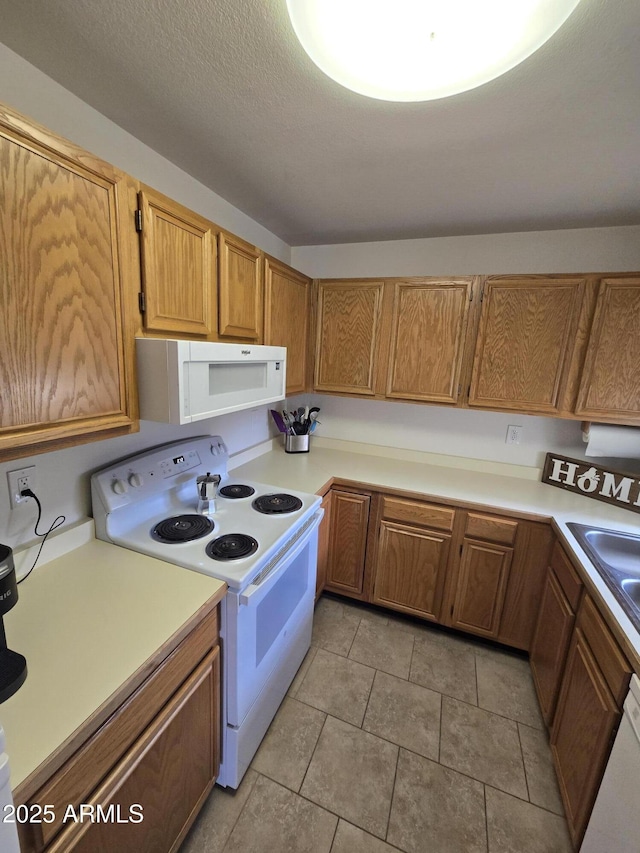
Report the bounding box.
[577,596,631,705]
[382,497,454,531]
[465,512,518,545]
[29,608,219,850]
[550,542,583,611]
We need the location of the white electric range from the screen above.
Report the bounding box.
[91,436,323,788]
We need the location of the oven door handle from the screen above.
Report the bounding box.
[238,510,323,606]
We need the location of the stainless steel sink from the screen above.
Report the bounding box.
[567,523,640,631]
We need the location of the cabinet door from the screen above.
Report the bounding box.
[315,492,332,600]
[575,277,640,421]
[325,491,370,598]
[314,281,384,395]
[372,521,450,620]
[0,108,135,457]
[530,569,576,724]
[469,277,585,413]
[264,257,311,395]
[551,630,620,846]
[450,540,513,638]
[386,279,473,404]
[48,648,219,853]
[137,187,215,336]
[218,232,262,341]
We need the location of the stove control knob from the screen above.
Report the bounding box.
[111,478,128,495]
[128,473,144,489]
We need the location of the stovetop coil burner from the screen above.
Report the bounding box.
[206,534,259,561]
[219,484,256,499]
[152,514,215,543]
[252,493,303,515]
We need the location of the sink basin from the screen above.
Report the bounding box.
[567,522,640,632]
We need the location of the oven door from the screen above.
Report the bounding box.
[225,512,322,726]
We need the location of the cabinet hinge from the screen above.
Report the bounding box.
[138,291,146,313]
[460,544,463,555]
[457,383,462,397]
[469,286,473,302]
[135,209,143,232]
[450,604,454,617]
[480,283,485,302]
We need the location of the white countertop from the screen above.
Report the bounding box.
[0,520,225,793]
[233,437,640,663]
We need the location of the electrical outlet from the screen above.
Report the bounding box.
[505,425,523,445]
[7,466,37,509]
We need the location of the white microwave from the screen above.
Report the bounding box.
[135,338,286,424]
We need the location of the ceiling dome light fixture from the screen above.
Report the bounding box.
[286,0,582,102]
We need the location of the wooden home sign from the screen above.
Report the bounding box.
[542,453,640,515]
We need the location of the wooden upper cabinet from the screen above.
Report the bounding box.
[469,277,585,414]
[575,277,640,421]
[263,257,311,395]
[0,104,135,457]
[314,281,384,394]
[137,187,216,336]
[218,231,262,341]
[386,278,474,404]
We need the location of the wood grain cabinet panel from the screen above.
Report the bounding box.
[530,568,578,724]
[137,187,216,336]
[218,232,262,341]
[450,540,513,638]
[0,105,136,456]
[314,281,384,395]
[47,649,219,853]
[372,521,450,620]
[263,257,311,394]
[385,279,474,404]
[469,277,585,414]
[551,629,622,847]
[575,277,640,421]
[325,491,370,597]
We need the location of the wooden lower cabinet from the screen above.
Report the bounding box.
[372,520,450,620]
[449,539,512,638]
[18,609,221,853]
[325,490,370,598]
[550,596,632,846]
[530,543,584,724]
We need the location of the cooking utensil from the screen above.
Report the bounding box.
[270,409,288,433]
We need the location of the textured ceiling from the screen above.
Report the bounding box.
[0,0,639,246]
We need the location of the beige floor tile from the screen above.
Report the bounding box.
[180,769,258,853]
[288,645,318,698]
[251,697,326,792]
[518,724,565,815]
[363,670,441,760]
[387,749,487,853]
[348,618,415,678]
[331,819,398,853]
[223,774,337,853]
[409,628,478,704]
[296,648,375,726]
[440,696,528,799]
[301,716,398,839]
[476,652,544,729]
[485,786,573,853]
[312,597,361,656]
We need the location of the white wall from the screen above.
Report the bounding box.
[292,226,640,279]
[308,395,585,470]
[0,44,290,260]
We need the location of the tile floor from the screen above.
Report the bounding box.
[181,595,573,853]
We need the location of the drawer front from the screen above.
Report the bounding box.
[550,542,583,611]
[577,596,631,705]
[30,608,219,850]
[464,512,518,545]
[382,496,454,531]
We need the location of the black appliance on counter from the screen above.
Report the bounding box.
[0,545,27,703]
